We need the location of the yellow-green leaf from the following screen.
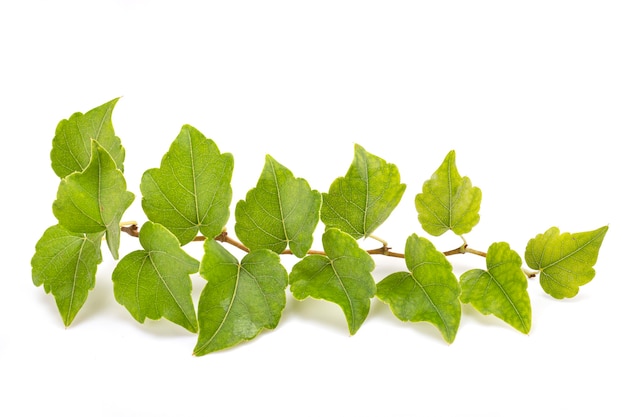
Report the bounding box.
[141,125,234,245]
[31,225,103,327]
[460,242,531,334]
[52,140,134,260]
[321,144,406,239]
[289,228,376,335]
[525,226,608,299]
[194,242,288,355]
[415,150,481,236]
[235,155,321,257]
[377,234,461,343]
[51,97,125,178]
[112,222,200,332]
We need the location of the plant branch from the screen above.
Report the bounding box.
[119,223,538,277]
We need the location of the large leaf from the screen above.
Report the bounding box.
[460,242,531,334]
[235,155,321,257]
[320,144,406,239]
[415,150,482,236]
[525,226,608,299]
[141,124,234,245]
[194,241,288,356]
[51,97,125,178]
[112,221,200,332]
[52,140,135,260]
[376,234,461,343]
[289,228,376,335]
[31,225,103,327]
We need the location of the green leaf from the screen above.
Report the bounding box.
[235,155,321,257]
[31,225,104,327]
[525,226,608,299]
[415,150,482,236]
[51,97,125,178]
[321,144,406,239]
[376,234,461,343]
[111,222,200,332]
[289,228,376,335]
[460,242,531,334]
[140,125,234,245]
[52,140,135,260]
[194,241,288,356]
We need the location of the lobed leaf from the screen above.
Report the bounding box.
[525,226,608,299]
[31,225,104,327]
[235,155,321,257]
[112,221,200,332]
[194,241,288,356]
[460,242,531,334]
[51,97,125,178]
[141,125,234,245]
[376,234,461,343]
[289,228,376,335]
[52,140,135,260]
[321,144,406,240]
[415,150,482,236]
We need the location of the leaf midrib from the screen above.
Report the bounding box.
[410,261,453,337]
[541,231,604,270]
[196,264,241,353]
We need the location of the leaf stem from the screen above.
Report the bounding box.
[367,234,388,247]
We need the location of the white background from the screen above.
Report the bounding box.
[1,1,624,416]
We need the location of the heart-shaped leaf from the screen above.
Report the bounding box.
[235,155,321,257]
[141,124,234,245]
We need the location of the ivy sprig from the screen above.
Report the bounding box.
[32,98,609,354]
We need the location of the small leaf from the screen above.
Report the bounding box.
[51,97,125,178]
[235,155,321,257]
[112,221,200,332]
[321,144,406,239]
[194,241,288,356]
[289,228,376,335]
[376,234,461,343]
[141,125,234,245]
[460,242,531,334]
[415,150,482,236]
[52,140,135,260]
[31,225,103,327]
[525,226,608,299]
